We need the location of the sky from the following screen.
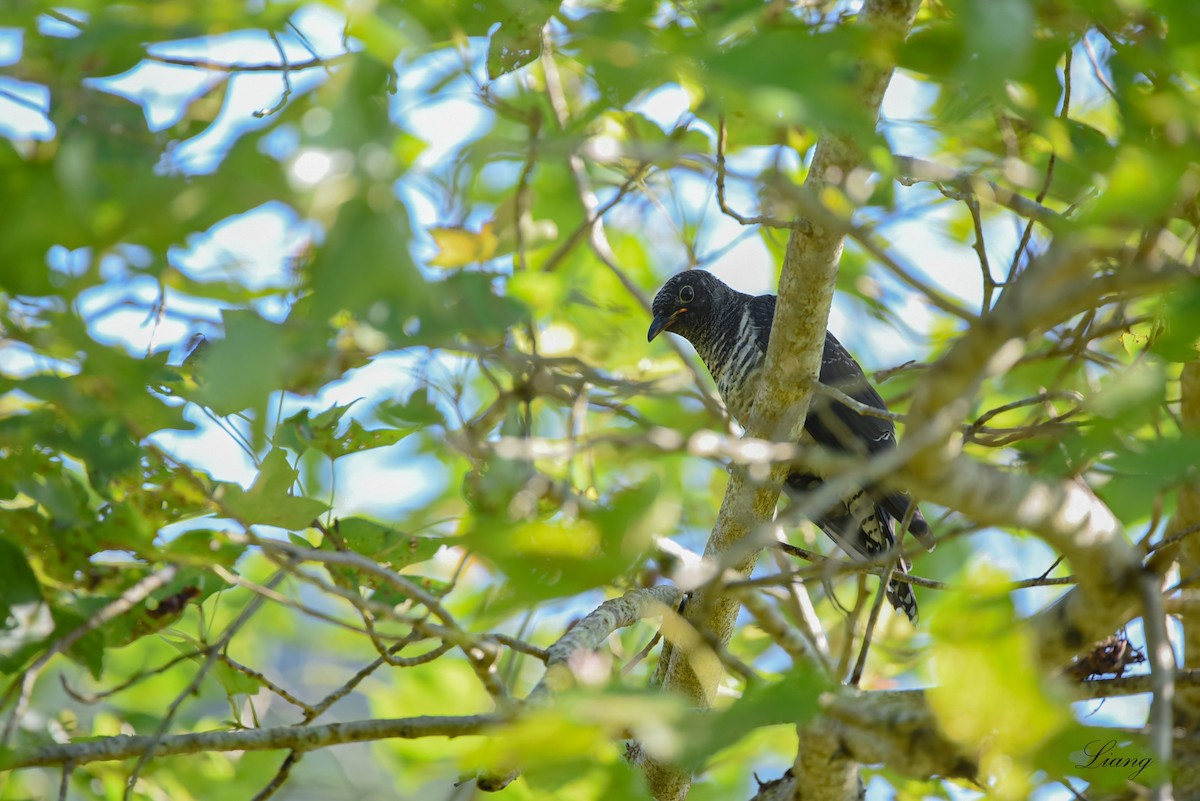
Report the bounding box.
[0,5,1157,799]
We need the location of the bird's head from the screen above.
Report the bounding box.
[647,271,733,344]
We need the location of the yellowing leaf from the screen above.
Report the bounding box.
[429,223,499,268]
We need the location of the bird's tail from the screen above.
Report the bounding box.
[886,567,919,625]
[882,490,936,551]
[785,472,920,625]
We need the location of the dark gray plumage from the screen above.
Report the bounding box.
[648,270,933,624]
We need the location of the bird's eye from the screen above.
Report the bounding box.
[678,285,694,304]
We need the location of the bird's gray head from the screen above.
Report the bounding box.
[647,271,736,345]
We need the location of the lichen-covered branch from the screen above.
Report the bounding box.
[818,690,978,780]
[750,689,978,801]
[6,715,502,770]
[1080,668,1200,699]
[751,667,1200,801]
[479,585,682,792]
[650,3,923,800]
[529,585,682,704]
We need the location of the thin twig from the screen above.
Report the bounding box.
[489,634,548,663]
[252,32,293,118]
[621,629,664,676]
[1005,45,1073,290]
[60,649,201,705]
[539,30,726,421]
[145,52,351,72]
[58,759,73,801]
[738,589,831,674]
[848,558,896,687]
[965,194,996,313]
[218,654,316,715]
[1081,34,1117,96]
[893,155,1063,228]
[0,87,48,115]
[716,116,799,230]
[811,379,905,423]
[250,751,302,801]
[751,544,1076,591]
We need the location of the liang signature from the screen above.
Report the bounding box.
[1075,739,1153,780]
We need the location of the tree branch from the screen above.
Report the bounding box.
[893,155,1064,228]
[478,585,682,791]
[529,585,683,704]
[649,3,924,800]
[818,689,978,780]
[5,715,502,770]
[1080,668,1200,699]
[144,52,352,72]
[900,241,1174,668]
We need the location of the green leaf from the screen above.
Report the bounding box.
[1057,730,1165,789]
[103,570,228,648]
[704,27,874,136]
[330,517,443,568]
[278,403,412,458]
[378,388,445,427]
[217,449,328,529]
[464,482,662,608]
[163,529,246,568]
[1150,280,1200,362]
[928,567,1073,780]
[1083,145,1187,227]
[488,23,543,80]
[211,659,262,697]
[0,538,42,626]
[485,0,560,79]
[50,605,106,679]
[306,197,422,323]
[190,310,288,418]
[679,667,829,770]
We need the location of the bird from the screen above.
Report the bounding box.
[647,270,934,623]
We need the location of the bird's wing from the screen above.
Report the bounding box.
[747,295,897,454]
[746,294,777,354]
[744,296,897,455]
[816,333,935,549]
[810,332,896,454]
[749,295,935,550]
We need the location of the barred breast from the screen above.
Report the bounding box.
[712,306,766,425]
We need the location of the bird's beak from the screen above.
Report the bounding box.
[647,309,684,342]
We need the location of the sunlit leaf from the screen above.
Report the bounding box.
[429,223,500,268]
[217,448,328,529]
[278,403,412,458]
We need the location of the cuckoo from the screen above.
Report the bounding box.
[648,270,933,623]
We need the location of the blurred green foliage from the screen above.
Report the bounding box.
[1,0,1198,799]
